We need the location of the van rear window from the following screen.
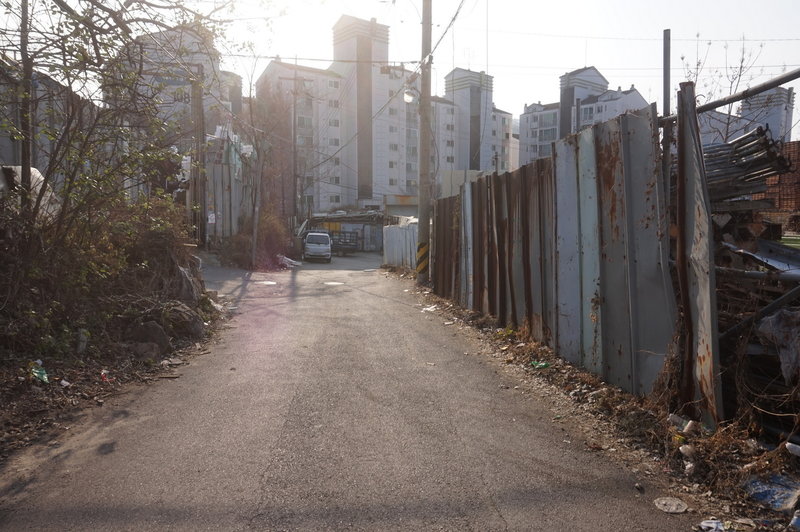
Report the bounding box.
[306,234,329,244]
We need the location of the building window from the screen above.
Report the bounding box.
[406,179,417,187]
[389,161,396,168]
[582,107,594,122]
[408,146,418,156]
[389,143,398,151]
[299,136,313,146]
[446,124,454,131]
[332,176,340,184]
[502,117,507,125]
[334,157,340,166]
[539,128,557,142]
[329,118,339,127]
[446,156,454,163]
[328,100,339,108]
[297,116,312,128]
[446,140,454,147]
[492,129,496,136]
[389,178,397,186]
[406,162,414,172]
[492,114,497,121]
[389,125,398,133]
[329,138,339,146]
[330,195,340,203]
[389,107,398,116]
[328,80,339,89]
[389,90,395,97]
[447,108,454,115]
[540,111,557,128]
[304,194,313,206]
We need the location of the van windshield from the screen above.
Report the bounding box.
[306,234,329,244]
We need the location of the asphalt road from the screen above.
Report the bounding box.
[0,253,696,530]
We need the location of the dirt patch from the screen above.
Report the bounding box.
[0,303,231,466]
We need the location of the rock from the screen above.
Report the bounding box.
[76,328,90,354]
[127,321,170,354]
[653,496,688,514]
[162,301,204,340]
[131,342,161,361]
[176,265,203,304]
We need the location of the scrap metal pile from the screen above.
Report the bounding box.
[672,126,793,207]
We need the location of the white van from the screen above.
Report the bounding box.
[302,232,332,263]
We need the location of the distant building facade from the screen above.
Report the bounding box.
[698,86,795,145]
[519,66,648,165]
[256,17,519,211]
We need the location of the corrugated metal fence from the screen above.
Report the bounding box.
[383,219,418,268]
[431,107,681,397]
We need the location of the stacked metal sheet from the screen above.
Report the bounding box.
[703,126,793,203]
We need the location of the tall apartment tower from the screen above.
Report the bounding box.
[445,68,493,172]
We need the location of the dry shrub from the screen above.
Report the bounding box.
[220,209,289,270]
[0,193,192,362]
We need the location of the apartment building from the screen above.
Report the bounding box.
[443,68,513,174]
[256,16,522,211]
[519,66,647,165]
[699,86,795,145]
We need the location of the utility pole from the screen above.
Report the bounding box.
[292,61,298,227]
[280,67,310,229]
[416,0,432,284]
[662,29,672,192]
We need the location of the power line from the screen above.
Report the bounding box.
[221,52,419,65]
[456,28,800,43]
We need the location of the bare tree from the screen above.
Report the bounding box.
[681,35,790,144]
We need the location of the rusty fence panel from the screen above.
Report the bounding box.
[595,118,637,391]
[539,158,557,345]
[677,84,723,425]
[459,183,473,308]
[432,195,460,299]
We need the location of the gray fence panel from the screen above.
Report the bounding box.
[621,111,677,395]
[382,223,418,268]
[577,128,603,375]
[554,137,581,364]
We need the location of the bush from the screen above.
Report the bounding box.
[0,192,193,362]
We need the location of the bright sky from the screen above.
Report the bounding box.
[217,0,800,139]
